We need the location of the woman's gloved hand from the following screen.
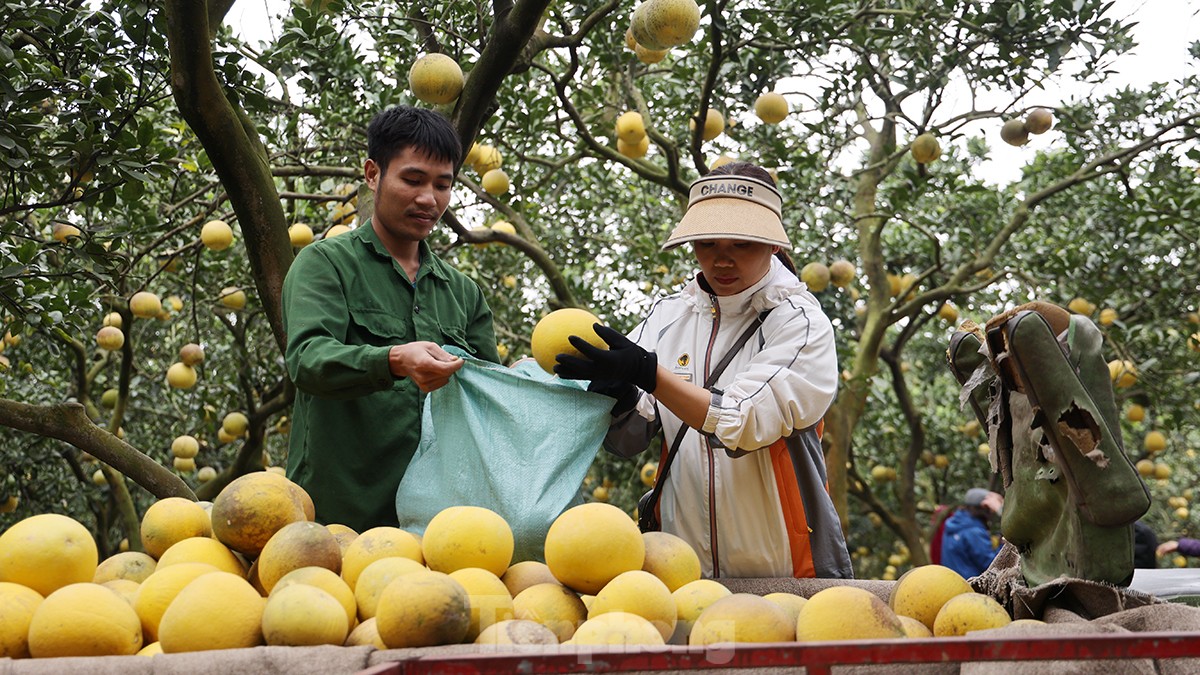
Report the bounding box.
[553,324,658,393]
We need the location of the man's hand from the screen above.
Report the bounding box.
[981,491,1004,515]
[1158,540,1180,557]
[553,324,658,393]
[389,342,463,392]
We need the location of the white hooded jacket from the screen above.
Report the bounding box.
[605,257,854,578]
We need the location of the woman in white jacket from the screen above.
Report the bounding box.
[555,163,853,579]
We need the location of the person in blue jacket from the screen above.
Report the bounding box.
[941,487,1004,579]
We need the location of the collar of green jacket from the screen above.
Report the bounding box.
[353,223,451,282]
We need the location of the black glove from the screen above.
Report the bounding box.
[553,324,658,393]
[586,379,639,416]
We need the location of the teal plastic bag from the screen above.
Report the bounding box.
[395,346,613,563]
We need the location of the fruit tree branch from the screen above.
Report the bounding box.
[453,0,553,157]
[163,0,294,355]
[0,399,194,500]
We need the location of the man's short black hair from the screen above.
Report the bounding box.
[367,106,462,174]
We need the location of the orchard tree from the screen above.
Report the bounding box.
[2,0,1198,574]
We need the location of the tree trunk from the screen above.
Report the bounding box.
[163,0,294,354]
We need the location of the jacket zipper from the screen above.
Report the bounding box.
[703,296,721,577]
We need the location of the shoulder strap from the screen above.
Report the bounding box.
[642,309,771,521]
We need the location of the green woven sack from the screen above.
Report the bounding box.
[395,347,614,563]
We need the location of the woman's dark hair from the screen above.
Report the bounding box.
[367,105,462,174]
[707,162,796,274]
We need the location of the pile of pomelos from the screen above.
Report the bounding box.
[0,472,1019,660]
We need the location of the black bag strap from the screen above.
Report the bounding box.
[640,309,770,527]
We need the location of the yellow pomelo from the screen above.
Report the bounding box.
[102,578,140,606]
[263,583,348,646]
[96,325,124,351]
[102,312,122,328]
[129,291,162,318]
[449,567,516,641]
[473,144,503,173]
[1144,430,1167,454]
[1099,307,1118,326]
[888,564,973,630]
[170,435,200,460]
[545,503,644,595]
[345,617,388,649]
[156,536,246,577]
[165,362,196,389]
[481,169,510,196]
[938,303,960,323]
[1126,403,1145,423]
[1067,297,1096,316]
[635,44,668,63]
[211,472,308,557]
[0,513,98,596]
[711,154,735,169]
[325,224,351,238]
[136,641,162,656]
[341,526,424,590]
[800,262,831,293]
[0,582,43,658]
[899,615,933,638]
[887,272,902,297]
[690,593,795,644]
[530,308,607,375]
[588,569,676,642]
[28,582,142,657]
[1025,108,1054,135]
[408,53,464,105]
[133,562,220,642]
[179,342,204,366]
[490,220,517,237]
[140,498,212,560]
[326,524,359,555]
[502,560,559,598]
[829,260,856,288]
[671,579,730,644]
[1000,118,1030,147]
[476,618,559,645]
[375,571,470,648]
[615,111,646,144]
[641,531,701,592]
[689,108,725,141]
[796,586,905,641]
[255,471,316,521]
[158,572,265,652]
[1108,359,1138,388]
[631,0,701,50]
[572,612,665,646]
[754,92,789,124]
[911,133,941,164]
[354,556,427,620]
[512,582,588,643]
[618,135,650,158]
[422,506,513,577]
[274,566,356,627]
[289,223,314,248]
[763,592,807,628]
[932,592,1011,636]
[200,220,234,251]
[257,521,341,594]
[218,286,246,310]
[94,551,157,585]
[1136,458,1155,477]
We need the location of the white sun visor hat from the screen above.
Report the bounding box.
[661,174,790,250]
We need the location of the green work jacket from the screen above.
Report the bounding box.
[282,225,499,531]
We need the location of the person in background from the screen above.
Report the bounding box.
[1156,536,1200,561]
[1133,520,1159,569]
[555,162,853,579]
[941,487,1004,579]
[283,106,499,531]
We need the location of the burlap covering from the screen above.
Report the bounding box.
[4,567,1200,674]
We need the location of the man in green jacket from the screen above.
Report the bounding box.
[282,106,500,531]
